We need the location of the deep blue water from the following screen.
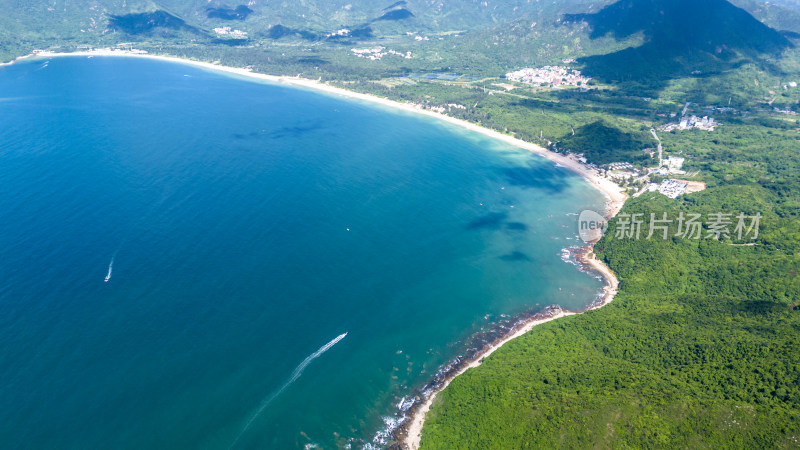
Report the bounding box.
[0,56,605,449]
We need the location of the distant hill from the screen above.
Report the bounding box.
[563,0,794,92]
[108,10,200,36]
[732,0,800,36]
[0,0,597,41]
[205,5,253,21]
[767,0,800,11]
[1,0,798,85]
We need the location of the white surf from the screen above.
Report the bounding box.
[104,258,114,282]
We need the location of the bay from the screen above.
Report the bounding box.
[0,56,604,448]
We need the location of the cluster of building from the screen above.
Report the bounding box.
[350,47,412,60]
[607,162,634,171]
[680,115,716,130]
[659,115,717,132]
[656,179,689,198]
[327,28,351,38]
[505,66,591,88]
[639,180,689,198]
[213,27,247,37]
[774,106,797,115]
[604,153,689,196]
[602,162,640,181]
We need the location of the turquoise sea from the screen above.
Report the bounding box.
[0,56,605,448]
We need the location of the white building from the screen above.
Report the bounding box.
[658,179,688,198]
[505,66,591,87]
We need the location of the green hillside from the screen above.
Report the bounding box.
[422,152,800,447]
[563,0,793,94]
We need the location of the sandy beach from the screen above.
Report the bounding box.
[8,49,627,449]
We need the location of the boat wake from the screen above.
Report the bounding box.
[230,332,348,448]
[104,257,114,282]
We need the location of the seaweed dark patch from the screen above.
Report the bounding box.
[232,121,325,141]
[500,251,532,262]
[500,165,570,194]
[269,122,324,139]
[506,222,528,231]
[466,212,508,231]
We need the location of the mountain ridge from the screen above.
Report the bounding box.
[562,0,794,92]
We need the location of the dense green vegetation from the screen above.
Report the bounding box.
[409,9,800,445]
[415,8,800,442]
[557,120,654,164]
[2,0,800,447]
[205,5,253,21]
[565,0,793,94]
[108,11,200,36]
[422,123,800,447]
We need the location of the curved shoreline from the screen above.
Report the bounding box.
[400,241,619,449]
[4,49,627,449]
[7,49,626,212]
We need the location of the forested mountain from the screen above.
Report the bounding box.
[732,0,800,34]
[0,0,604,62]
[2,0,796,49]
[0,0,596,44]
[564,0,793,90]
[3,0,798,93]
